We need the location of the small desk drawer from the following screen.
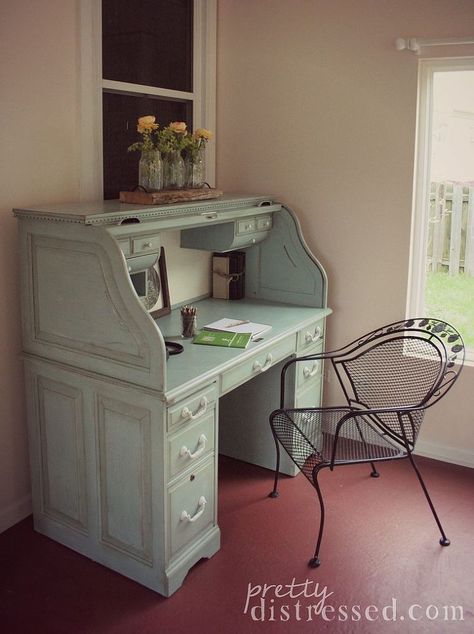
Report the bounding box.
[168,412,215,480]
[167,384,218,430]
[168,458,216,558]
[296,356,323,390]
[256,215,272,231]
[221,336,295,394]
[236,218,257,235]
[297,319,324,352]
[132,236,160,254]
[295,379,323,408]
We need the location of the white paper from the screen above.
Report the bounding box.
[203,317,272,339]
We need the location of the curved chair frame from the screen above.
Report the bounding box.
[269,318,464,568]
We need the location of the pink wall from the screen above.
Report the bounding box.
[216,0,474,463]
[0,0,80,531]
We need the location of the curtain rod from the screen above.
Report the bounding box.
[395,36,474,54]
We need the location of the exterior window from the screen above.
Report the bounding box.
[408,58,474,361]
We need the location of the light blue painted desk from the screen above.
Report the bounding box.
[14,194,330,596]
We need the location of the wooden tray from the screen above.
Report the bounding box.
[119,188,223,205]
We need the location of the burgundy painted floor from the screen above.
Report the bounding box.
[1,455,473,634]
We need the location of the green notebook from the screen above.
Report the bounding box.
[193,329,252,348]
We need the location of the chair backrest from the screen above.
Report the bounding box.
[331,318,464,448]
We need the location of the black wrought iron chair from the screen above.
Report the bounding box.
[269,318,464,568]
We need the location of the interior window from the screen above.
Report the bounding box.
[101,0,194,199]
[102,92,192,199]
[102,0,193,92]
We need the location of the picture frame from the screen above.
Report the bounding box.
[130,247,171,319]
[149,247,171,319]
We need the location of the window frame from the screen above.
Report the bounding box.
[407,56,474,364]
[78,0,216,201]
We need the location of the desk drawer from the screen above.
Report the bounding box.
[296,319,324,353]
[295,342,324,408]
[296,356,323,391]
[132,236,160,255]
[168,458,216,558]
[236,218,257,235]
[167,384,218,430]
[221,336,295,394]
[256,215,272,231]
[295,377,323,408]
[168,412,215,480]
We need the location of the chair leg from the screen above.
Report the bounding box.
[407,453,450,546]
[370,462,380,478]
[268,426,280,498]
[353,419,380,478]
[308,469,325,568]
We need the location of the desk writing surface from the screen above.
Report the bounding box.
[158,297,331,398]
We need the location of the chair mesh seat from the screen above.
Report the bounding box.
[271,409,406,482]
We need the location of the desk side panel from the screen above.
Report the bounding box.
[246,205,328,308]
[18,219,165,391]
[23,357,170,595]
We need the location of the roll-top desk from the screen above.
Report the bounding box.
[13,194,330,596]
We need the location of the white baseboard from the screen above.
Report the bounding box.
[0,494,32,533]
[415,440,474,469]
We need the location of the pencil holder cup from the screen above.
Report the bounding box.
[181,314,197,338]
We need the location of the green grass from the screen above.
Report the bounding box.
[425,272,474,348]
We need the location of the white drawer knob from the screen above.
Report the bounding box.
[180,496,207,523]
[305,326,322,344]
[179,434,207,460]
[303,361,320,379]
[253,353,273,373]
[143,241,153,249]
[181,396,209,421]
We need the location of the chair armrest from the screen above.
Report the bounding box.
[279,349,340,408]
[329,404,426,469]
[279,334,372,407]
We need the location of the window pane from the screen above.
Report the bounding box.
[102,0,193,92]
[424,70,474,351]
[102,91,192,199]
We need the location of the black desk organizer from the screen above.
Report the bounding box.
[212,251,245,300]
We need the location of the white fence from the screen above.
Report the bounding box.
[428,182,474,276]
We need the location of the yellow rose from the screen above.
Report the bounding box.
[137,115,158,133]
[194,128,213,141]
[169,121,187,134]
